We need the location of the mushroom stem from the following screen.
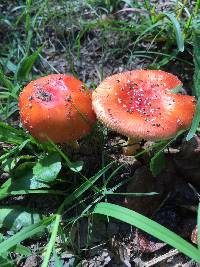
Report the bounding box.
[123,137,140,156]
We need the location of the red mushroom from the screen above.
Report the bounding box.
[19,74,96,144]
[92,70,196,155]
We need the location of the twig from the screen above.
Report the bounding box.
[143,249,179,266]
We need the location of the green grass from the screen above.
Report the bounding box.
[0,0,200,266]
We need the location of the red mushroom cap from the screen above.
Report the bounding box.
[19,74,96,143]
[92,70,196,140]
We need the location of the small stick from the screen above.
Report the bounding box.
[143,249,179,267]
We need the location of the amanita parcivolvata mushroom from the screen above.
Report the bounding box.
[19,74,96,144]
[92,70,196,155]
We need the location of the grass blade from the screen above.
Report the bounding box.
[163,12,184,52]
[186,19,200,140]
[47,138,83,172]
[41,162,114,267]
[198,202,200,249]
[150,151,165,177]
[150,130,185,175]
[186,97,200,141]
[104,192,158,196]
[0,68,15,91]
[41,214,61,267]
[53,249,63,267]
[66,162,113,204]
[193,20,200,98]
[0,122,27,145]
[0,216,54,254]
[93,203,200,263]
[16,46,42,81]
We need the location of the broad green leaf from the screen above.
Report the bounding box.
[0,216,54,254]
[33,153,61,182]
[11,162,50,190]
[150,151,165,177]
[162,12,184,52]
[0,206,43,232]
[93,203,200,263]
[16,46,42,81]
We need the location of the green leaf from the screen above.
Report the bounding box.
[63,162,113,205]
[16,46,42,81]
[192,19,200,98]
[186,97,200,141]
[2,158,19,173]
[104,191,158,196]
[0,188,65,200]
[0,68,15,91]
[0,216,54,254]
[0,122,26,145]
[69,160,84,172]
[162,12,184,52]
[33,153,61,182]
[133,21,162,46]
[12,244,32,256]
[93,203,200,263]
[47,138,83,172]
[10,162,50,190]
[149,130,185,176]
[41,162,113,267]
[0,179,12,201]
[2,155,34,172]
[171,84,184,94]
[198,202,200,248]
[150,151,165,177]
[5,61,17,74]
[186,20,200,140]
[0,256,14,267]
[0,206,43,232]
[25,0,31,34]
[53,249,63,267]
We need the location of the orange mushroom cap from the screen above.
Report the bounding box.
[19,74,96,143]
[92,70,196,140]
